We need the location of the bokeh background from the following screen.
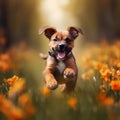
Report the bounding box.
[0,0,120,120]
[1,0,120,50]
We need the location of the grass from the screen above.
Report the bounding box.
[0,40,120,120]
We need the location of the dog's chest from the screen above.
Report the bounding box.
[56,61,66,73]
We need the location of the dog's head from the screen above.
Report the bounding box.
[39,26,83,60]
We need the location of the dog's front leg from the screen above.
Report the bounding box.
[43,57,58,90]
[64,57,78,79]
[63,57,78,92]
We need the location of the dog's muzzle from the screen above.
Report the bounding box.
[58,44,66,51]
[54,43,72,60]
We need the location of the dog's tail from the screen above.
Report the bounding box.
[39,53,48,60]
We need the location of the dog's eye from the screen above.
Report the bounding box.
[66,38,71,43]
[53,38,58,41]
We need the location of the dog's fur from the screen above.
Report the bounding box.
[39,26,82,92]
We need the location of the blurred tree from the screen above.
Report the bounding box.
[7,0,42,49]
[0,0,120,50]
[0,0,10,52]
[98,0,120,40]
[76,0,120,42]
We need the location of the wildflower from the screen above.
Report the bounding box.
[99,84,105,93]
[0,53,13,72]
[110,68,115,78]
[4,75,20,87]
[18,93,35,115]
[117,62,120,68]
[98,93,114,107]
[92,61,102,70]
[81,69,94,80]
[5,75,26,98]
[8,79,25,98]
[100,67,110,80]
[0,94,24,120]
[9,107,24,120]
[116,70,120,78]
[104,78,110,83]
[67,97,77,109]
[41,86,51,96]
[110,80,120,91]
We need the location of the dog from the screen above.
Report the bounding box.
[39,26,83,93]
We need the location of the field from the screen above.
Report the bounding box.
[0,40,120,120]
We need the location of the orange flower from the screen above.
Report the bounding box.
[92,61,102,70]
[18,93,35,116]
[110,80,120,91]
[67,97,77,109]
[8,79,25,98]
[98,93,114,107]
[117,62,120,68]
[41,86,51,96]
[0,94,24,120]
[4,75,20,87]
[116,70,120,78]
[19,94,35,114]
[0,53,13,72]
[110,68,115,78]
[100,67,110,80]
[5,75,26,98]
[9,107,24,120]
[99,85,105,93]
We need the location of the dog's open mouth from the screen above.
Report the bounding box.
[57,52,66,60]
[50,46,72,60]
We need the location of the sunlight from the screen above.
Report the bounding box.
[40,0,78,29]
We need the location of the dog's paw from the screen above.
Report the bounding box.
[46,80,58,90]
[64,68,76,79]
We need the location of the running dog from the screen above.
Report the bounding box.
[39,26,83,92]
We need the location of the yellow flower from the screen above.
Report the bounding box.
[67,97,77,109]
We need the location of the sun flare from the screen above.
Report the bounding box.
[40,0,78,29]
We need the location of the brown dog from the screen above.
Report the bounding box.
[39,26,83,92]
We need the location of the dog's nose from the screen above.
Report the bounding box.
[59,44,65,50]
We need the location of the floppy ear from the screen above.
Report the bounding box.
[67,26,83,39]
[39,26,57,39]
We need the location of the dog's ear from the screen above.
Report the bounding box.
[39,26,57,39]
[67,26,83,39]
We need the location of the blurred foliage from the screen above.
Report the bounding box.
[0,0,120,50]
[0,39,120,120]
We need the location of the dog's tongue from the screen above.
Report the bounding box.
[58,52,65,59]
